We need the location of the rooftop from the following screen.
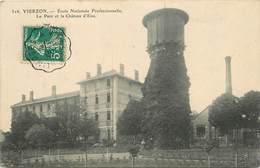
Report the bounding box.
[77,70,143,85]
[143,8,189,27]
[11,91,80,108]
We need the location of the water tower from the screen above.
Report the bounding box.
[142,8,192,148]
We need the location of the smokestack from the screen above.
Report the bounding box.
[86,72,91,79]
[97,64,102,75]
[225,56,232,94]
[29,91,34,101]
[134,70,139,81]
[119,64,125,75]
[52,85,56,97]
[22,94,26,102]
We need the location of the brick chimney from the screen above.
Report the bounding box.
[134,70,139,81]
[97,64,102,75]
[119,64,125,75]
[225,56,232,94]
[22,94,26,102]
[29,91,34,101]
[86,72,91,79]
[52,85,56,96]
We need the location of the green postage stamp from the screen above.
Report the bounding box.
[23,25,71,72]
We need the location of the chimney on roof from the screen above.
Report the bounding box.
[86,72,91,79]
[52,85,56,97]
[22,94,26,102]
[225,56,232,95]
[29,91,34,101]
[97,64,102,75]
[134,70,139,81]
[119,64,125,75]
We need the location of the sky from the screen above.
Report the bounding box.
[0,0,260,131]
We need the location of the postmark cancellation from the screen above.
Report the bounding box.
[23,24,71,72]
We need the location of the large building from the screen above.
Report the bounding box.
[11,64,142,141]
[78,64,142,140]
[11,86,80,121]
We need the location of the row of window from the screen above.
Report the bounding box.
[92,92,133,105]
[94,92,111,104]
[26,103,50,113]
[95,110,111,121]
[25,98,78,113]
[84,79,111,93]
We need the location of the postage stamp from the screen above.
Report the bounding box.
[23,25,71,72]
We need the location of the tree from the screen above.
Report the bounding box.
[41,117,60,144]
[209,93,241,134]
[240,91,260,129]
[117,100,145,144]
[79,114,100,142]
[55,102,81,146]
[25,124,54,149]
[9,110,40,150]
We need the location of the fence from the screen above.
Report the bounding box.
[1,147,260,168]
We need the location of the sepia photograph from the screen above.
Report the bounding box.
[0,0,259,167]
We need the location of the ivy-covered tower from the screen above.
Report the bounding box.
[142,8,192,148]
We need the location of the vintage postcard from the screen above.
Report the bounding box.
[0,0,259,168]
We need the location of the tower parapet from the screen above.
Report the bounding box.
[143,8,189,50]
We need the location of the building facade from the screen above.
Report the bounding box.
[11,64,142,142]
[78,64,143,141]
[11,86,80,121]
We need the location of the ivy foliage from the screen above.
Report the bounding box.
[142,42,193,149]
[117,100,145,139]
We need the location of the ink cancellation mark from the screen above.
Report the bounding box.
[23,25,72,73]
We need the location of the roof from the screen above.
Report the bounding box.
[192,106,209,120]
[77,70,143,85]
[11,91,80,108]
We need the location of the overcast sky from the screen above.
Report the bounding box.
[1,0,260,131]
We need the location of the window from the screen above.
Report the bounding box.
[85,96,88,105]
[107,92,111,103]
[107,129,111,140]
[94,82,97,90]
[48,104,51,110]
[95,94,99,104]
[32,106,35,112]
[196,125,206,137]
[95,112,99,121]
[84,85,87,94]
[107,110,111,120]
[106,79,111,88]
[40,104,43,112]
